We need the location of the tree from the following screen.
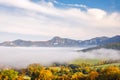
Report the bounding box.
[1,69,18,80]
[38,69,53,80]
[72,72,84,80]
[88,71,99,80]
[99,66,120,80]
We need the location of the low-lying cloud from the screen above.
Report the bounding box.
[78,48,120,60]
[0,47,120,68]
[0,47,80,68]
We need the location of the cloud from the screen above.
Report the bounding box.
[0,47,120,68]
[79,49,120,60]
[0,47,80,67]
[0,0,120,40]
[87,8,107,19]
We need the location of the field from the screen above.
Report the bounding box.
[95,63,120,67]
[70,58,120,67]
[70,59,101,65]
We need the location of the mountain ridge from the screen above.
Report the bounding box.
[0,35,120,47]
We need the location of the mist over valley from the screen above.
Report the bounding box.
[0,47,119,68]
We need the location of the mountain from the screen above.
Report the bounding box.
[0,35,120,47]
[48,36,80,47]
[0,36,80,47]
[80,35,120,46]
[80,36,109,46]
[100,35,120,45]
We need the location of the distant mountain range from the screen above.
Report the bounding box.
[0,35,120,47]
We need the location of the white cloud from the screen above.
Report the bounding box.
[87,8,107,19]
[0,0,120,40]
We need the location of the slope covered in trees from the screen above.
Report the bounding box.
[0,63,120,80]
[80,42,120,52]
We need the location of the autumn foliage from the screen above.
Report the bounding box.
[0,63,120,80]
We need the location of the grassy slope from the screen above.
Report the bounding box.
[69,59,120,67]
[73,42,120,67]
[95,63,120,67]
[69,59,101,65]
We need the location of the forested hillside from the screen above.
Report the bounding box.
[0,62,120,80]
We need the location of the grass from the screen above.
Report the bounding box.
[69,58,120,67]
[69,59,101,65]
[94,63,120,68]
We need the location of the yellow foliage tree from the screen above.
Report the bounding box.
[72,72,84,80]
[38,69,53,80]
[88,71,99,80]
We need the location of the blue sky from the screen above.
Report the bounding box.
[54,0,120,12]
[0,0,120,42]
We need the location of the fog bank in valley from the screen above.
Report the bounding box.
[0,47,119,68]
[0,47,80,68]
[79,48,120,60]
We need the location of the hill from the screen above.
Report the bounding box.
[80,42,120,52]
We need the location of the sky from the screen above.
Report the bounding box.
[0,0,120,42]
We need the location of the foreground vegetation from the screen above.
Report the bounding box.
[0,61,120,80]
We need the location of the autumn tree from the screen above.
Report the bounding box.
[72,72,84,80]
[38,69,53,80]
[88,71,99,80]
[1,69,18,80]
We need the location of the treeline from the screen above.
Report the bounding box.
[0,63,120,80]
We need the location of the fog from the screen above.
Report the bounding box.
[79,48,120,60]
[0,47,81,68]
[0,47,120,68]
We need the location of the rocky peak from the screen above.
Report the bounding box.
[52,36,62,40]
[49,36,64,45]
